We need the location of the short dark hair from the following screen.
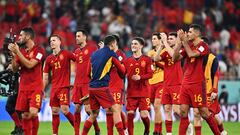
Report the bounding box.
[133,37,145,46]
[104,35,116,46]
[21,27,35,39]
[49,34,62,43]
[152,32,161,39]
[168,32,177,37]
[76,29,88,37]
[201,36,209,44]
[112,34,120,43]
[189,24,202,33]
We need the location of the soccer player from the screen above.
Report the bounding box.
[173,24,221,135]
[154,32,184,135]
[71,29,99,135]
[147,32,164,135]
[105,34,128,135]
[8,27,45,135]
[123,37,153,135]
[192,37,227,135]
[43,34,75,135]
[81,35,125,135]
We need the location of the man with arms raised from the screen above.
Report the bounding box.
[173,24,221,135]
[8,27,45,135]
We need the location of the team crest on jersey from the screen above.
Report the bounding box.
[59,54,64,60]
[141,61,146,67]
[84,49,88,55]
[130,63,133,67]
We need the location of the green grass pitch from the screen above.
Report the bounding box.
[0,121,239,135]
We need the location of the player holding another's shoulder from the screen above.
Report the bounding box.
[105,34,128,135]
[8,27,45,135]
[43,34,75,135]
[81,35,126,135]
[173,24,221,135]
[123,37,153,135]
[71,29,99,135]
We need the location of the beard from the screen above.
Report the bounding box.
[16,40,26,48]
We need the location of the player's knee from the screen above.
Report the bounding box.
[140,110,149,118]
[74,104,81,113]
[61,106,70,115]
[199,109,210,119]
[105,108,113,114]
[22,112,30,119]
[154,105,160,112]
[194,110,201,119]
[84,105,91,113]
[179,109,187,117]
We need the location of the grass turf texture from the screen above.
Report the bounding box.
[0,121,239,135]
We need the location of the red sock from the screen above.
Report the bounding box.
[195,126,202,135]
[74,112,80,135]
[115,121,124,135]
[141,116,150,134]
[154,122,162,133]
[82,120,93,135]
[22,118,32,135]
[179,117,189,135]
[93,119,100,132]
[52,114,60,134]
[165,120,172,133]
[218,123,224,132]
[121,112,127,130]
[10,112,22,127]
[205,114,221,135]
[127,113,134,135]
[106,113,114,135]
[32,116,39,135]
[64,112,74,127]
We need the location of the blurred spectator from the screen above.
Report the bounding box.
[218,84,229,104]
[0,0,239,80]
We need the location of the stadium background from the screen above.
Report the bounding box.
[0,0,240,134]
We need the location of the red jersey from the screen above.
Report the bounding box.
[73,44,97,85]
[160,49,183,86]
[180,41,209,84]
[43,50,75,89]
[123,55,153,98]
[16,45,45,91]
[109,50,126,92]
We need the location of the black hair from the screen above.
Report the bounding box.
[104,35,116,46]
[201,36,210,44]
[112,34,120,43]
[48,34,62,43]
[76,29,88,38]
[21,27,35,39]
[168,32,177,37]
[133,37,145,46]
[189,24,202,34]
[152,32,161,39]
